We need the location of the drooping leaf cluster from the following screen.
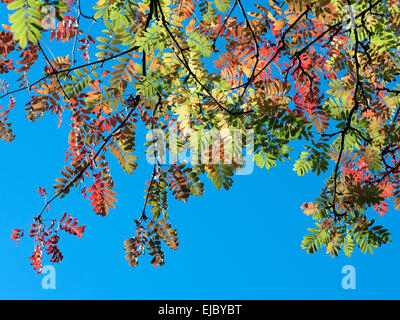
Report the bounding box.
[1,0,400,271]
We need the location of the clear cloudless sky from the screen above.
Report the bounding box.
[1,0,400,300]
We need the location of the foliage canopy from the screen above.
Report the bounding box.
[3,0,400,272]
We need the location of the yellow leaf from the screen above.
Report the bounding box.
[254,4,268,13]
[170,19,184,28]
[301,202,318,216]
[267,11,276,22]
[138,3,150,11]
[274,18,286,31]
[185,17,196,34]
[56,177,68,184]
[248,11,263,18]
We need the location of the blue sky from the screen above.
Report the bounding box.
[1,0,400,300]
